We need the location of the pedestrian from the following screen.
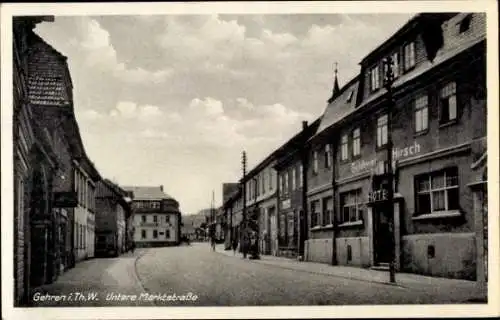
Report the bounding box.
[211,236,216,251]
[232,237,238,256]
[241,229,250,259]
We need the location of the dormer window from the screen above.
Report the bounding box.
[459,14,472,33]
[346,90,354,102]
[370,65,380,91]
[404,41,416,71]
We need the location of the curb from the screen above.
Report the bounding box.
[132,249,157,306]
[214,248,408,289]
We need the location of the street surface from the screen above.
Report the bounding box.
[30,243,486,307]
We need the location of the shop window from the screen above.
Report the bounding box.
[340,189,363,223]
[415,94,429,133]
[440,82,457,124]
[415,167,459,215]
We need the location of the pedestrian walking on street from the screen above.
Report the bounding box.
[241,229,250,259]
[211,237,216,251]
[232,237,238,256]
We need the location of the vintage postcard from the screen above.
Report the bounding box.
[1,1,499,319]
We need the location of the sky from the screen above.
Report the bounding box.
[34,13,413,214]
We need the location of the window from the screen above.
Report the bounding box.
[352,128,361,157]
[341,135,348,161]
[292,168,296,191]
[284,171,289,195]
[340,189,363,223]
[165,215,171,224]
[415,167,459,214]
[141,215,146,223]
[415,94,429,132]
[322,197,333,226]
[440,82,457,124]
[310,200,320,227]
[152,202,160,209]
[153,215,158,223]
[313,151,318,174]
[370,65,380,91]
[346,90,354,102]
[459,14,472,33]
[325,144,331,169]
[392,52,399,78]
[404,42,416,70]
[153,230,158,239]
[262,173,266,194]
[268,170,273,190]
[165,229,170,239]
[141,229,146,239]
[299,164,303,188]
[279,175,284,196]
[377,114,388,147]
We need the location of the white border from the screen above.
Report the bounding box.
[1,1,499,319]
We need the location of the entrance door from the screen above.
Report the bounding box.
[374,207,392,264]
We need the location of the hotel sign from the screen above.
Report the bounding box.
[368,189,388,203]
[351,141,422,175]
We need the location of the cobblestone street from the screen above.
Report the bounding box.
[30,243,486,307]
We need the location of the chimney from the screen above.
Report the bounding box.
[302,121,308,130]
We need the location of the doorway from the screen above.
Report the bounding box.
[373,205,393,264]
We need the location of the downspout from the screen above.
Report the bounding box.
[331,129,338,266]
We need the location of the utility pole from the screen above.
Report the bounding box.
[242,151,247,243]
[383,55,396,283]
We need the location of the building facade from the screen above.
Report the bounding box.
[95,179,132,256]
[243,157,279,256]
[303,12,486,280]
[125,186,181,247]
[13,17,102,305]
[275,120,320,259]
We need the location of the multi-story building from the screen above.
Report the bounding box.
[242,155,279,255]
[13,17,102,305]
[304,12,486,281]
[274,119,320,259]
[124,186,181,247]
[95,179,133,256]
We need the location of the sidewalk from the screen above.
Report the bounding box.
[215,244,487,303]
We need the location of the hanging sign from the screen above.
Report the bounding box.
[368,188,388,203]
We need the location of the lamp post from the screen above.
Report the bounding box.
[383,55,396,283]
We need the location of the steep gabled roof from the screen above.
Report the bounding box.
[122,186,174,201]
[27,32,71,107]
[312,76,360,140]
